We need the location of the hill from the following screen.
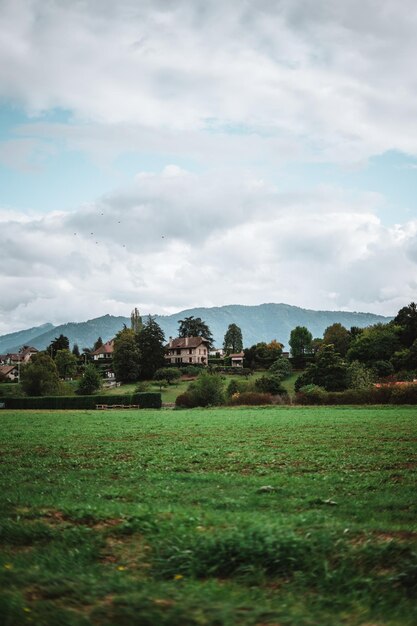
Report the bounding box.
[0,303,391,353]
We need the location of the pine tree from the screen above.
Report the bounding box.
[223,323,243,354]
[137,316,166,380]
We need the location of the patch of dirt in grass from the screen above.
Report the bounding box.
[349,530,417,546]
[38,509,124,531]
[100,533,151,572]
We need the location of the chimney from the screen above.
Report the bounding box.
[185,336,189,347]
[169,336,173,348]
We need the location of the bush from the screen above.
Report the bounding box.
[182,365,202,377]
[390,384,417,404]
[255,374,286,395]
[269,356,292,380]
[175,392,198,408]
[77,364,102,395]
[186,371,225,407]
[229,392,273,406]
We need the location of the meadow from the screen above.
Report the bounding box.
[0,406,416,625]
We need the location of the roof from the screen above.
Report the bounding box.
[230,352,244,358]
[0,365,17,375]
[167,337,210,349]
[20,346,38,356]
[91,340,114,356]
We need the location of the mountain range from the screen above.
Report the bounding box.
[0,303,392,354]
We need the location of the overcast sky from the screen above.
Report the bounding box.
[1,0,416,334]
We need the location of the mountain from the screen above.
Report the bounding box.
[0,304,392,353]
[0,323,55,354]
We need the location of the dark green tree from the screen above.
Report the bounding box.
[72,343,80,358]
[394,302,417,347]
[48,334,70,358]
[153,367,181,389]
[322,323,351,356]
[93,337,103,351]
[295,344,348,392]
[243,341,283,369]
[137,316,166,380]
[346,323,400,366]
[178,316,214,348]
[289,326,313,357]
[187,371,225,407]
[20,353,60,396]
[77,364,102,395]
[54,349,78,379]
[113,328,140,382]
[223,323,243,354]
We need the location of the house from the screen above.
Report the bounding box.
[0,365,19,381]
[165,336,210,365]
[230,352,244,367]
[6,346,38,365]
[91,340,114,361]
[209,347,225,358]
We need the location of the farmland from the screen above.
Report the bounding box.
[0,406,416,625]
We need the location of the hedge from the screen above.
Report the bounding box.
[4,392,161,410]
[295,384,417,405]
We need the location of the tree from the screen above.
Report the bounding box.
[243,341,283,369]
[346,323,400,366]
[130,307,143,334]
[93,337,103,351]
[269,356,292,380]
[153,367,181,389]
[223,323,243,354]
[289,326,313,357]
[54,349,78,379]
[137,316,166,380]
[394,302,417,347]
[346,361,374,389]
[295,344,348,392]
[72,343,80,358]
[77,364,101,395]
[112,328,140,383]
[20,353,60,396]
[47,334,70,359]
[178,316,214,348]
[322,323,351,357]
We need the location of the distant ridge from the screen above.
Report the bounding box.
[0,304,391,353]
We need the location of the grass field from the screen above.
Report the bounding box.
[0,406,416,625]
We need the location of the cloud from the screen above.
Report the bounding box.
[1,0,417,161]
[0,167,415,334]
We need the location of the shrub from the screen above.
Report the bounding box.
[269,356,292,380]
[255,374,286,395]
[229,392,273,406]
[182,365,202,377]
[77,364,102,395]
[175,392,198,408]
[295,384,327,405]
[390,384,417,404]
[186,371,225,407]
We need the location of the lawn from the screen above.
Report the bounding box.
[0,406,416,625]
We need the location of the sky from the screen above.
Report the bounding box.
[1,0,417,335]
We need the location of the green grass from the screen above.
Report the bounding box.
[0,406,416,625]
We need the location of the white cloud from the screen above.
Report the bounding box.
[0,168,415,333]
[1,0,417,161]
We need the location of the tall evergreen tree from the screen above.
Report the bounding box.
[93,336,103,351]
[137,316,166,380]
[72,343,80,358]
[223,323,243,354]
